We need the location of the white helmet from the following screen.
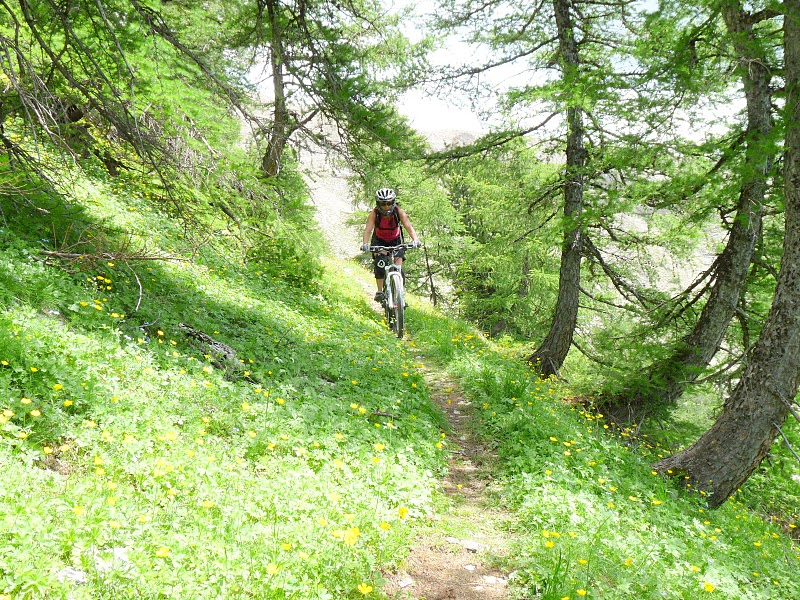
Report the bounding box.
[375,188,397,215]
[375,188,396,203]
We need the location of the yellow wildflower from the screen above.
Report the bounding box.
[357,583,373,595]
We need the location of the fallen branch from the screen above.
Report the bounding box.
[40,250,189,262]
[371,411,397,419]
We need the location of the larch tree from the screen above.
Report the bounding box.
[602,0,781,420]
[427,0,643,377]
[260,0,293,178]
[1,0,167,179]
[526,0,586,378]
[654,0,800,509]
[1,0,260,189]
[225,0,428,178]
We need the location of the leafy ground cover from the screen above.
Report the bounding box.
[0,174,449,599]
[409,306,800,599]
[0,165,798,600]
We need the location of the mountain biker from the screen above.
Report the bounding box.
[361,188,420,303]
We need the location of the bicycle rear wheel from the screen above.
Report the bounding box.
[384,300,394,331]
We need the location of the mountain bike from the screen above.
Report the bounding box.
[368,243,416,338]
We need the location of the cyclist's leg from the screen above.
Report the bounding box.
[372,255,386,301]
[372,234,390,301]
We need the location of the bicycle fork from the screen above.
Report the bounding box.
[385,269,403,308]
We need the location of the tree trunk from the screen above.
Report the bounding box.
[261,0,291,178]
[527,0,585,378]
[653,1,800,508]
[607,0,771,418]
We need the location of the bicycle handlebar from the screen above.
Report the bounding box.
[367,243,417,252]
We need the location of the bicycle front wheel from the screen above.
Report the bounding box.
[383,280,394,332]
[390,277,404,338]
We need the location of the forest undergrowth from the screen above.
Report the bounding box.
[0,165,798,600]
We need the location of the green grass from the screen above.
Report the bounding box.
[0,171,448,599]
[0,162,798,600]
[410,304,800,600]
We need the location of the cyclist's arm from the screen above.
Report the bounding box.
[397,208,419,242]
[363,210,376,245]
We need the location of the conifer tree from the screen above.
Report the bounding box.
[602,0,781,420]
[654,0,800,506]
[428,0,641,376]
[225,0,428,177]
[526,0,586,377]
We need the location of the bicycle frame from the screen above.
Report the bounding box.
[368,243,415,338]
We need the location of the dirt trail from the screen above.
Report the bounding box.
[304,137,513,599]
[348,279,514,599]
[382,365,513,600]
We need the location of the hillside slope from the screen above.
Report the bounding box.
[0,170,450,599]
[0,141,797,600]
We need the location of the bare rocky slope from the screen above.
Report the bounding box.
[302,128,479,259]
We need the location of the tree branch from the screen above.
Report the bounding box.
[772,422,800,464]
[582,235,654,307]
[425,115,559,161]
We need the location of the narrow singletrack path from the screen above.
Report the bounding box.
[383,361,514,600]
[305,139,516,597]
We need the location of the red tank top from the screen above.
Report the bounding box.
[374,208,401,241]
